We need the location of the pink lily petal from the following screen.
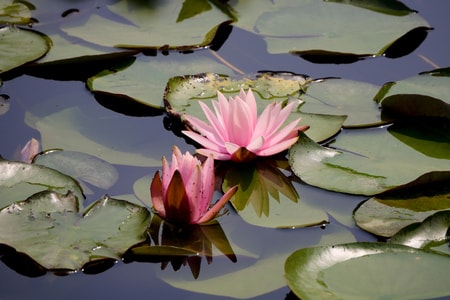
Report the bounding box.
[197,185,238,224]
[196,148,232,161]
[182,130,226,154]
[150,171,166,218]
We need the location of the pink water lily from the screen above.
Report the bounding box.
[182,88,309,162]
[150,146,237,225]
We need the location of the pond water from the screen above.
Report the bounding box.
[1,0,449,299]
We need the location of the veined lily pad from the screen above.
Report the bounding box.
[222,160,328,228]
[353,171,450,237]
[0,26,50,74]
[289,126,450,195]
[164,72,346,143]
[285,242,450,300]
[390,210,450,254]
[33,149,119,194]
[375,67,450,120]
[0,192,151,271]
[0,159,84,209]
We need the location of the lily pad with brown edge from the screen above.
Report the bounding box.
[285,242,450,300]
[390,210,450,255]
[288,126,450,196]
[0,159,84,210]
[0,0,32,25]
[164,72,346,143]
[0,26,50,74]
[353,171,450,238]
[87,53,234,110]
[221,159,328,228]
[375,67,450,121]
[0,192,151,271]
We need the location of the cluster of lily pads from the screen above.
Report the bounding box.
[0,0,449,299]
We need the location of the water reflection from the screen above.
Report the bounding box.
[124,215,236,279]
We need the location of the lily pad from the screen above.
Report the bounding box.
[222,160,328,228]
[300,78,383,128]
[354,171,450,237]
[33,149,119,194]
[0,26,50,74]
[0,192,151,270]
[60,0,232,50]
[232,0,429,59]
[164,72,346,143]
[0,159,84,209]
[390,210,450,254]
[375,67,450,120]
[285,242,450,300]
[87,53,234,110]
[289,126,450,195]
[324,0,416,16]
[0,0,32,24]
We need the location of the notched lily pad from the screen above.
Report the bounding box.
[289,127,450,195]
[164,72,346,143]
[354,171,450,237]
[0,192,151,271]
[0,159,84,209]
[285,242,450,300]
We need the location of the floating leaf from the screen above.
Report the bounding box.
[232,0,429,60]
[222,159,328,228]
[354,171,450,237]
[0,0,32,24]
[285,242,450,300]
[165,72,346,143]
[289,126,450,195]
[0,26,50,74]
[87,54,234,110]
[300,78,383,128]
[0,193,151,271]
[33,149,119,194]
[390,210,450,254]
[60,0,232,50]
[0,159,84,209]
[375,68,450,120]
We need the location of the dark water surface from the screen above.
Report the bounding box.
[1,0,449,299]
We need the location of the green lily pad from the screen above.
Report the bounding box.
[222,160,328,228]
[375,67,450,120]
[354,171,450,237]
[87,53,234,110]
[289,126,450,195]
[0,159,84,209]
[60,0,232,50]
[285,242,450,300]
[33,149,119,194]
[300,78,383,128]
[0,0,32,24]
[390,210,450,254]
[0,192,151,270]
[232,0,429,58]
[164,72,346,143]
[0,26,50,73]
